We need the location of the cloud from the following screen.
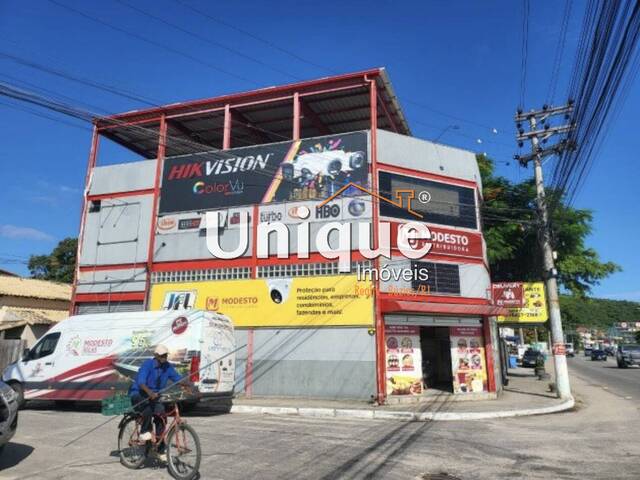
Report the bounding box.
[0,224,54,242]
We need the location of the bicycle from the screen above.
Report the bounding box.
[117,391,201,480]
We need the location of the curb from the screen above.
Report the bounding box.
[230,396,575,422]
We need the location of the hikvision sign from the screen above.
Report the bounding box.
[205,210,434,272]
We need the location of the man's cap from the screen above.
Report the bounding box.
[154,344,169,356]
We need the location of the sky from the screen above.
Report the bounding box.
[0,0,638,301]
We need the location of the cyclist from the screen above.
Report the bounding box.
[129,344,191,462]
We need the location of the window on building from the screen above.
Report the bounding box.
[411,261,461,295]
[378,171,477,229]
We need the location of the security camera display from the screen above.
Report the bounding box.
[159,131,368,214]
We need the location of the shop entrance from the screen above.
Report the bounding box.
[420,326,453,392]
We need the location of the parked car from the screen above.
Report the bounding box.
[522,349,544,368]
[584,346,593,356]
[0,380,19,454]
[591,349,608,361]
[564,343,575,357]
[616,344,640,368]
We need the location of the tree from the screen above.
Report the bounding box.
[478,154,620,297]
[28,237,77,283]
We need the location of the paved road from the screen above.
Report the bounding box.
[568,353,640,399]
[1,373,639,480]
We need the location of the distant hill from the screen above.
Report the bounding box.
[560,295,640,331]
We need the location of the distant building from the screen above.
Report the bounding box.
[0,276,71,346]
[608,322,640,344]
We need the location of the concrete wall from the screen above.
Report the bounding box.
[89,160,156,195]
[234,327,376,400]
[376,129,483,191]
[379,257,491,300]
[75,267,147,294]
[79,195,152,266]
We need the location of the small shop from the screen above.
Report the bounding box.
[384,315,491,397]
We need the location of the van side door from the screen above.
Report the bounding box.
[25,332,62,381]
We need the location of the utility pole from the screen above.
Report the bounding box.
[515,103,575,399]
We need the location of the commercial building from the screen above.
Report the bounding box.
[71,68,506,403]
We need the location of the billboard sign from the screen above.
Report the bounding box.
[159,132,369,214]
[491,282,525,307]
[150,275,374,327]
[496,282,548,324]
[389,222,484,259]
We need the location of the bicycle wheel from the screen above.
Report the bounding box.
[166,423,201,480]
[118,416,147,469]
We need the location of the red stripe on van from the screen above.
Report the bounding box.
[52,356,116,382]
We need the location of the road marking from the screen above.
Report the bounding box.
[626,396,633,400]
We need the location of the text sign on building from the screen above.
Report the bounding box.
[150,275,373,328]
[159,132,369,214]
[496,282,548,324]
[389,222,484,259]
[491,282,525,307]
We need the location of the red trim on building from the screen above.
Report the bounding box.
[70,125,100,315]
[367,75,387,405]
[86,189,154,200]
[379,299,508,316]
[143,115,167,308]
[483,317,497,393]
[78,263,142,272]
[377,163,478,188]
[75,292,145,303]
[151,258,253,272]
[379,293,491,305]
[99,69,383,125]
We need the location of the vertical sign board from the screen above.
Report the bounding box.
[450,326,488,394]
[496,282,548,324]
[385,325,423,396]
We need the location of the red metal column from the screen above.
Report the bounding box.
[143,116,168,309]
[367,76,386,404]
[70,125,100,314]
[292,92,301,140]
[483,316,497,392]
[223,104,232,149]
[251,204,259,279]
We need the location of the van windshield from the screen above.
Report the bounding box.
[31,332,61,359]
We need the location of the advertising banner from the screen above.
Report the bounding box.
[491,282,525,307]
[159,132,369,214]
[385,325,423,396]
[496,282,548,324]
[450,326,487,394]
[150,275,374,327]
[389,222,484,260]
[258,195,372,225]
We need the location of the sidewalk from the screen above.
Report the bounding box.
[231,363,575,421]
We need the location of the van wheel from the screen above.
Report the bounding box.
[9,382,25,409]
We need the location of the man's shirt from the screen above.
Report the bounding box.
[129,358,182,396]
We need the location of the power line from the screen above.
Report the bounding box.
[546,0,573,103]
[46,0,259,87]
[113,0,300,81]
[519,0,530,108]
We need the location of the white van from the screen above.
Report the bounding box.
[2,310,236,408]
